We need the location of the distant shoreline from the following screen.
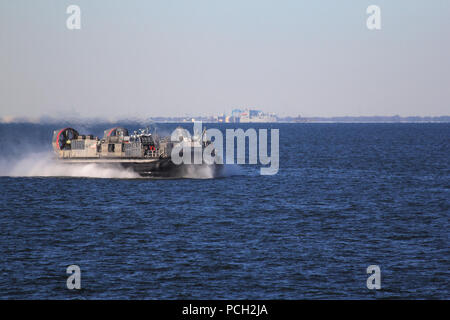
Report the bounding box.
[1,115,449,124]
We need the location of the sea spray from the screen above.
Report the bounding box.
[0,152,244,179]
[179,164,243,179]
[0,152,139,179]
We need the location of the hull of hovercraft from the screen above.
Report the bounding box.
[57,158,222,177]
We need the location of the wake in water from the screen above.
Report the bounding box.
[0,152,243,179]
[0,152,139,179]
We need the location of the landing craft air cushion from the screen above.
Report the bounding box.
[52,126,221,177]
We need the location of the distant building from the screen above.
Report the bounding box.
[210,108,278,123]
[238,108,277,123]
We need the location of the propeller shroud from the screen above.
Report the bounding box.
[53,128,79,150]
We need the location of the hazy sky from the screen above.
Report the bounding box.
[0,0,449,119]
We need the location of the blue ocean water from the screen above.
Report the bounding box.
[0,123,448,299]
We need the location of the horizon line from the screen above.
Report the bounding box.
[1,114,449,124]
